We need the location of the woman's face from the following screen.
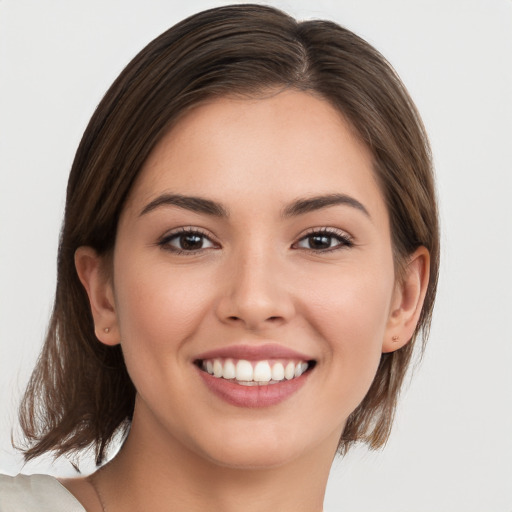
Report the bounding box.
[109,90,400,468]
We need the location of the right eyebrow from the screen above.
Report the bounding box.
[139,193,229,218]
[282,193,371,219]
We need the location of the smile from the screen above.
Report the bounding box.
[194,344,316,407]
[198,358,313,385]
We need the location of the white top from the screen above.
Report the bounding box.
[0,474,85,512]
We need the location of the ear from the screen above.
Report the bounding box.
[382,246,430,353]
[75,246,120,346]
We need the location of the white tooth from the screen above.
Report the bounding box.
[301,362,309,374]
[271,362,285,381]
[223,359,236,379]
[253,361,272,382]
[284,362,295,380]
[236,360,253,381]
[213,359,223,378]
[294,363,303,377]
[206,360,214,375]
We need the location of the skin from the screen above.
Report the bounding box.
[69,90,429,512]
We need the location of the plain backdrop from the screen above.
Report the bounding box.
[1,1,511,511]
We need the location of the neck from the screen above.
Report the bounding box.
[97,405,339,512]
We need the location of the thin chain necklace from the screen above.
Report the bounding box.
[88,472,108,512]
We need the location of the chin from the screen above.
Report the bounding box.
[186,419,341,471]
[199,441,306,470]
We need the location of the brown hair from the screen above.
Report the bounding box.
[19,3,439,464]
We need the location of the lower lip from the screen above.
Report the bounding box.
[197,367,310,408]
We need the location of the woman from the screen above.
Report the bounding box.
[0,4,438,511]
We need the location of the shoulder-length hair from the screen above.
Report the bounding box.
[19,3,439,465]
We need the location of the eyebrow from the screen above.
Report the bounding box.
[282,193,370,219]
[140,193,229,218]
[139,192,370,219]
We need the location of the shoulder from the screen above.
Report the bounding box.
[0,474,85,512]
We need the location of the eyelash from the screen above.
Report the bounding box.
[157,227,354,255]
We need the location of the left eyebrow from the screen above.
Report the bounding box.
[139,193,229,218]
[282,193,371,219]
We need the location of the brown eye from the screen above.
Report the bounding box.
[178,233,205,250]
[159,229,216,253]
[305,234,334,250]
[294,229,353,252]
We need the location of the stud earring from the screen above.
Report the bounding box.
[104,327,110,334]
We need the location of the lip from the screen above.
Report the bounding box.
[194,343,313,362]
[196,366,311,408]
[194,343,315,408]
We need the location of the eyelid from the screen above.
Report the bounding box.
[299,226,353,238]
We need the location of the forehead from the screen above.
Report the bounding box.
[123,90,385,220]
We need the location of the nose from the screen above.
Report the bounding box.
[215,248,296,331]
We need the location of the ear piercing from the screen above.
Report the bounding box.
[104,327,110,333]
[392,335,399,342]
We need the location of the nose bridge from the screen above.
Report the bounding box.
[216,236,294,329]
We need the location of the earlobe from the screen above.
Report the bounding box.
[74,246,120,346]
[382,246,430,353]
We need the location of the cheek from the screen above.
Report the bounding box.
[302,258,394,341]
[299,259,394,399]
[112,258,214,367]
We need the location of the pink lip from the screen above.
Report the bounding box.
[194,344,315,408]
[194,343,313,362]
[196,367,311,408]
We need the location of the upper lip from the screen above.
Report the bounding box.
[194,343,314,362]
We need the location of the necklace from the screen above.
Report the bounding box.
[88,472,108,512]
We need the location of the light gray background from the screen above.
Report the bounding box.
[1,1,511,510]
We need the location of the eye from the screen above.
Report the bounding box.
[158,228,217,254]
[294,228,353,252]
